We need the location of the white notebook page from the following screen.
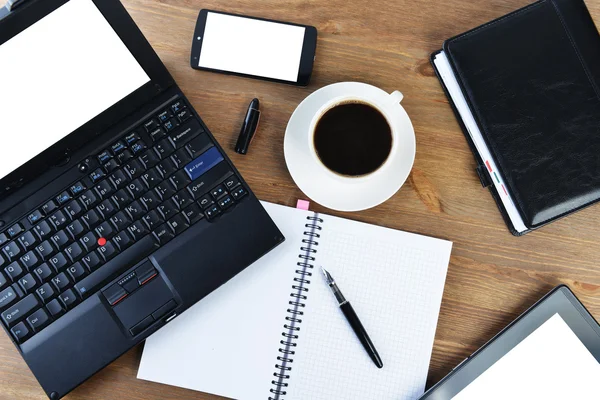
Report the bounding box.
[137,203,309,400]
[138,202,452,400]
[286,212,452,400]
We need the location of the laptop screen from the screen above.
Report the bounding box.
[0,0,150,181]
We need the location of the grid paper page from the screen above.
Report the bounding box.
[286,213,452,400]
[138,202,310,400]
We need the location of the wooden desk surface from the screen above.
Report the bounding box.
[2,0,600,398]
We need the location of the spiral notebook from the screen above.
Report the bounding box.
[137,202,452,400]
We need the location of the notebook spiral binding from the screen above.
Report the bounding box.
[268,213,324,400]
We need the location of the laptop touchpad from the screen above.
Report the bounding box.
[109,260,177,336]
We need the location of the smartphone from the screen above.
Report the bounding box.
[191,10,317,86]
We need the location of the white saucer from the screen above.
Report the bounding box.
[284,82,416,212]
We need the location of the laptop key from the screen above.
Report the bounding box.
[0,286,19,310]
[139,150,160,169]
[70,181,86,196]
[113,231,133,251]
[155,183,175,201]
[140,191,160,210]
[171,101,184,114]
[79,190,99,209]
[27,308,50,332]
[7,223,24,238]
[5,262,23,282]
[97,241,117,262]
[3,242,21,261]
[0,234,7,246]
[103,159,120,173]
[111,141,126,155]
[94,180,115,199]
[143,119,159,132]
[156,160,176,178]
[117,149,134,163]
[157,110,171,123]
[11,321,30,343]
[172,190,193,210]
[2,294,39,327]
[66,262,86,282]
[171,148,192,168]
[80,232,98,252]
[97,150,112,164]
[33,264,53,282]
[125,201,145,220]
[154,139,174,159]
[148,127,166,142]
[35,241,54,260]
[18,231,38,250]
[59,289,79,310]
[218,195,234,210]
[152,224,174,245]
[157,202,177,221]
[46,299,64,318]
[110,169,129,189]
[0,271,7,289]
[65,199,84,219]
[28,210,43,225]
[125,131,141,145]
[36,283,55,303]
[205,205,221,220]
[18,273,36,293]
[182,203,204,225]
[127,221,148,241]
[56,192,72,206]
[82,252,101,272]
[211,185,226,199]
[51,230,69,249]
[131,141,147,155]
[81,209,101,229]
[110,211,131,232]
[197,194,214,208]
[170,170,191,191]
[96,199,117,219]
[49,253,68,271]
[33,221,53,240]
[89,168,106,183]
[176,109,192,123]
[167,214,188,236]
[49,210,69,230]
[65,243,84,262]
[168,119,201,148]
[185,133,213,158]
[66,220,85,239]
[124,159,144,179]
[112,189,132,209]
[223,176,241,190]
[41,200,58,216]
[142,210,163,230]
[95,221,114,239]
[231,186,247,200]
[20,251,39,271]
[51,273,70,292]
[126,178,147,198]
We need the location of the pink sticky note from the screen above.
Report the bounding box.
[296,199,310,210]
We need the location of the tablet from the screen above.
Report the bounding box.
[420,285,600,399]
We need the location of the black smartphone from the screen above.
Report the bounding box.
[191,10,317,86]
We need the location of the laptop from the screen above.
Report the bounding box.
[0,0,284,398]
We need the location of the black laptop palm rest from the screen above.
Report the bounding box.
[0,97,248,344]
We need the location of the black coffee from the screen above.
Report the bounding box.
[313,102,392,176]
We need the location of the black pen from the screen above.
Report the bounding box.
[235,98,261,155]
[321,267,383,368]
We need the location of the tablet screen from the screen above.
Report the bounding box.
[453,313,600,399]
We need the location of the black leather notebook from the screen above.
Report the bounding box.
[431,0,600,235]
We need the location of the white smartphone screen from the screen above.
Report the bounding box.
[198,12,306,82]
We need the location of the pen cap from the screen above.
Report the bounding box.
[235,100,261,155]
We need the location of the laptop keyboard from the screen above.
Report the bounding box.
[0,98,248,344]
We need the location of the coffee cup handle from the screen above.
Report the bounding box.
[389,90,404,104]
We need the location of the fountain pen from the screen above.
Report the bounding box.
[321,267,383,368]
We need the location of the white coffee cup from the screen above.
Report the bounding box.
[284,82,415,211]
[307,90,406,183]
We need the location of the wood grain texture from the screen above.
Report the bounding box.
[2,0,600,398]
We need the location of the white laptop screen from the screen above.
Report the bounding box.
[0,0,150,181]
